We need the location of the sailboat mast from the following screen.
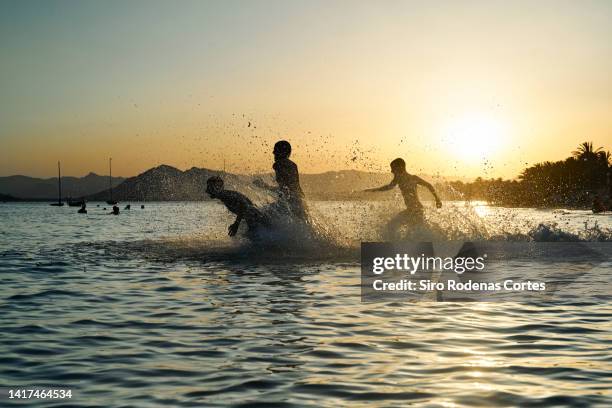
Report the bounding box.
[57,161,62,205]
[109,158,112,202]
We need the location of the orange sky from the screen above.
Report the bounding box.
[1,1,611,179]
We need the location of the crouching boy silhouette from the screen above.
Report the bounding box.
[206,176,270,237]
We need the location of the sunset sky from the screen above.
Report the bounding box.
[1,0,611,179]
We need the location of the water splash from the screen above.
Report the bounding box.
[69,201,612,266]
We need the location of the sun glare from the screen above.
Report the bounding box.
[443,114,508,161]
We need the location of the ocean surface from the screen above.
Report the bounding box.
[1,201,611,407]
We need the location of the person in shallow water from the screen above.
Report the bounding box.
[206,176,271,237]
[110,205,120,215]
[253,140,308,221]
[77,203,87,214]
[364,158,442,239]
[592,196,607,214]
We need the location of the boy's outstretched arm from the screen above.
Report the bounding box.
[228,214,243,236]
[364,184,394,192]
[364,178,397,192]
[416,177,442,208]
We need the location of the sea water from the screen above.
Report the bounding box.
[0,201,611,407]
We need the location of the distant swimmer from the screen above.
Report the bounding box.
[592,196,607,214]
[364,158,442,239]
[110,205,120,215]
[125,204,131,210]
[141,204,145,209]
[78,203,87,214]
[253,140,307,221]
[207,176,271,237]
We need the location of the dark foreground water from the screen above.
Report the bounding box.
[1,202,611,407]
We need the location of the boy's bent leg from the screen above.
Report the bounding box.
[290,199,308,222]
[385,208,426,240]
[385,211,410,241]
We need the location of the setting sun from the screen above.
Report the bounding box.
[443,114,509,161]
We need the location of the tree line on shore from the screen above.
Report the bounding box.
[441,142,611,207]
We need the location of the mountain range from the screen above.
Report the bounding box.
[86,165,252,201]
[0,173,124,200]
[85,165,395,201]
[1,165,447,201]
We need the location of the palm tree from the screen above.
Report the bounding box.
[597,150,611,167]
[572,141,603,160]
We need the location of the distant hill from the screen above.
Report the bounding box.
[86,165,253,201]
[0,173,125,200]
[85,165,446,201]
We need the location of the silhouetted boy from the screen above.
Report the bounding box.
[364,158,442,239]
[206,176,270,236]
[253,140,307,220]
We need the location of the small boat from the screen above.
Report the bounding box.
[50,161,64,206]
[67,197,85,207]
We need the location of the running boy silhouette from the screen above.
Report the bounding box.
[253,140,307,221]
[206,176,270,236]
[364,158,442,239]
